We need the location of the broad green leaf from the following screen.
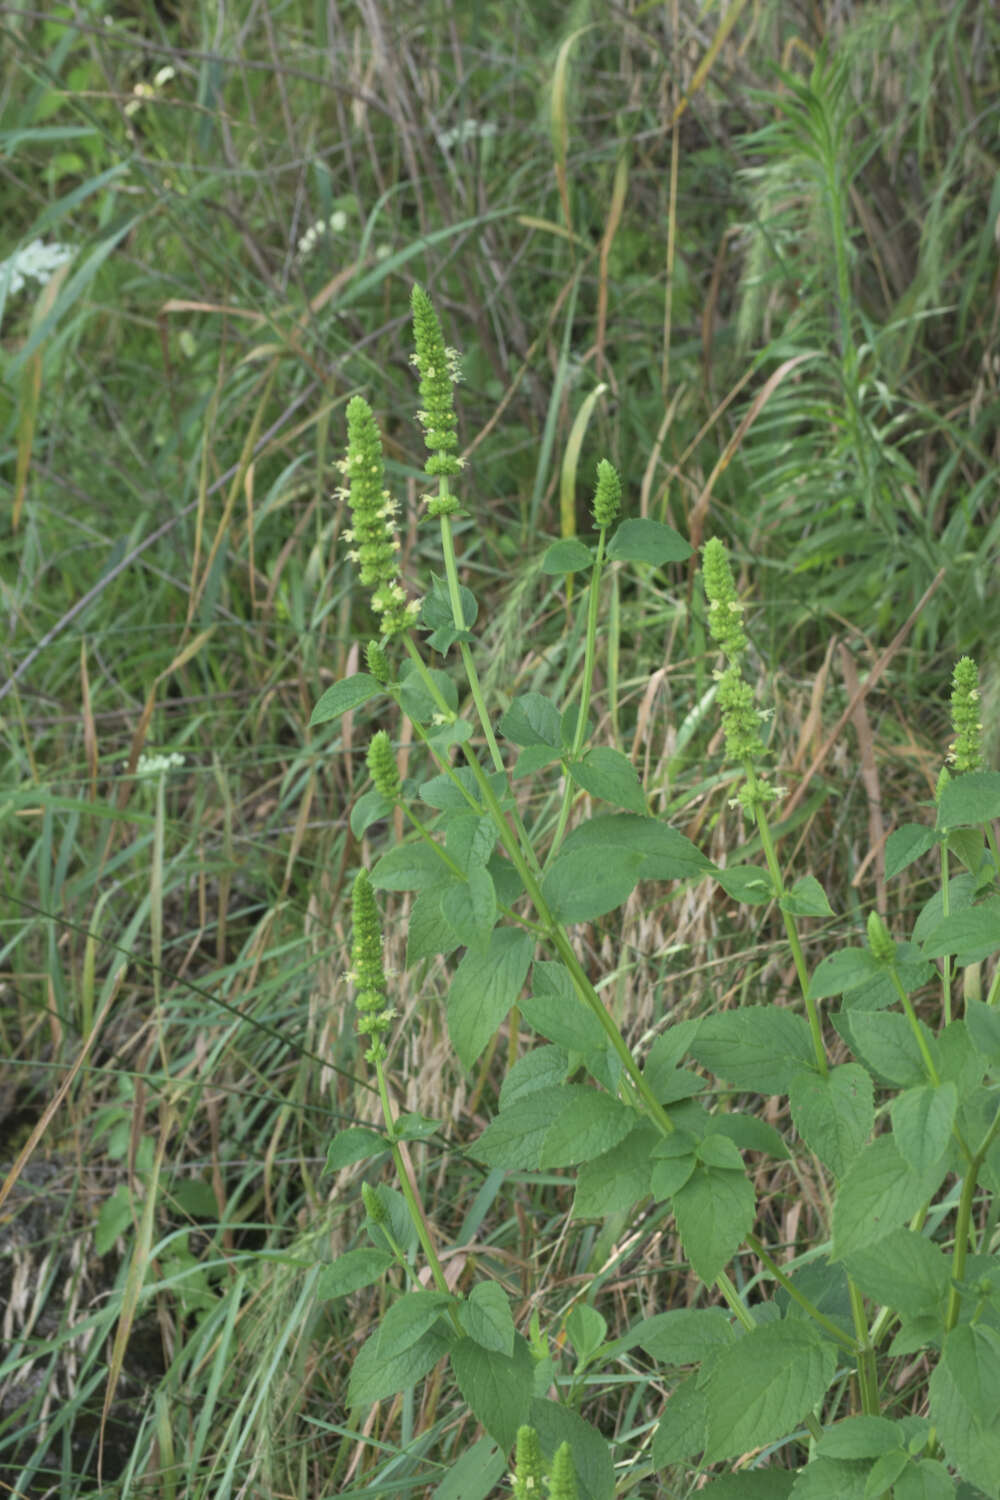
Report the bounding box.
[406,888,462,964]
[310,672,383,726]
[573,1122,659,1218]
[316,1248,393,1299]
[459,1282,515,1356]
[864,1449,910,1496]
[539,1085,634,1168]
[395,1112,440,1141]
[920,898,1000,963]
[832,1136,949,1261]
[398,660,458,720]
[512,743,564,777]
[673,1162,755,1284]
[559,812,714,882]
[937,770,1000,830]
[500,1046,569,1108]
[789,1064,873,1179]
[713,864,775,904]
[913,875,978,946]
[965,998,1000,1064]
[527,1399,615,1500]
[430,1435,507,1500]
[450,1334,533,1450]
[348,1325,453,1408]
[541,845,645,923]
[929,1323,1000,1499]
[447,927,534,1069]
[489,851,525,906]
[703,1321,837,1462]
[642,1018,704,1091]
[892,1458,955,1500]
[843,1228,950,1322]
[808,947,883,1000]
[606,517,692,565]
[885,824,939,880]
[833,1010,935,1088]
[890,1083,957,1176]
[652,1374,708,1467]
[364,1183,418,1255]
[376,1290,455,1358]
[474,1087,567,1170]
[699,1476,796,1498]
[565,1303,607,1365]
[324,1127,386,1171]
[781,875,835,918]
[633,1307,735,1366]
[816,1415,902,1459]
[688,1006,816,1094]
[710,1112,790,1159]
[499,692,562,748]
[419,766,506,812]
[370,839,450,892]
[522,962,607,1053]
[440,866,498,949]
[650,1133,699,1199]
[789,1457,871,1499]
[541,537,594,573]
[350,786,393,837]
[697,1133,745,1170]
[445,813,496,872]
[567,746,647,815]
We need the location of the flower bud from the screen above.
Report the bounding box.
[367,730,402,803]
[511,1426,545,1499]
[410,284,463,491]
[866,910,895,963]
[702,537,748,662]
[350,869,394,1062]
[366,639,392,685]
[949,656,983,773]
[361,1181,387,1224]
[549,1442,579,1500]
[591,459,621,528]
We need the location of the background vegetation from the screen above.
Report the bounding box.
[1,0,998,1494]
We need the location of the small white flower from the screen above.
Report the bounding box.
[153,65,176,88]
[132,751,186,780]
[1,239,75,297]
[435,119,497,151]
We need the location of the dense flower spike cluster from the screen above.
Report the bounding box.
[339,395,419,637]
[367,730,402,803]
[866,909,896,962]
[511,1426,545,1498]
[702,536,749,661]
[365,639,392,685]
[591,459,622,528]
[410,283,463,499]
[548,1443,579,1500]
[949,655,983,773]
[349,870,395,1062]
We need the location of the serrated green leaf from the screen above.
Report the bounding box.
[541,845,644,922]
[890,1083,957,1176]
[832,1135,949,1260]
[652,1374,708,1467]
[445,813,496,872]
[789,1457,871,1499]
[816,1416,902,1459]
[350,786,394,837]
[567,746,647,815]
[937,771,1000,830]
[559,812,714,881]
[541,537,595,574]
[699,1475,796,1498]
[650,1132,699,1198]
[430,1435,507,1500]
[833,1010,935,1088]
[673,1162,755,1284]
[930,1323,1000,1498]
[474,1087,567,1170]
[512,742,564,777]
[920,898,1000,963]
[710,1111,790,1159]
[500,1045,569,1108]
[843,1228,950,1322]
[522,962,607,1053]
[703,1321,837,1462]
[642,1019,704,1091]
[713,864,775,904]
[310,672,383,726]
[965,998,1000,1063]
[808,947,883,1000]
[499,692,562,748]
[324,1127,387,1171]
[697,1133,744,1170]
[633,1307,736,1365]
[885,824,940,880]
[565,1303,607,1365]
[394,1112,440,1141]
[440,865,498,949]
[781,874,835,917]
[447,926,534,1069]
[789,1064,873,1179]
[316,1248,394,1299]
[406,888,463,964]
[370,839,450,892]
[688,1006,816,1093]
[527,1400,615,1500]
[892,1457,955,1500]
[605,517,692,565]
[450,1335,534,1451]
[573,1122,660,1218]
[864,1448,909,1497]
[348,1325,453,1408]
[539,1085,634,1168]
[376,1290,454,1357]
[398,659,458,720]
[459,1282,515,1356]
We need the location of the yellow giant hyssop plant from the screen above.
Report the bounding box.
[312,286,1000,1499]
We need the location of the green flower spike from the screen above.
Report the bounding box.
[350,869,395,1062]
[410,283,463,499]
[511,1426,545,1499]
[367,730,402,804]
[702,537,748,662]
[340,395,419,637]
[717,665,767,765]
[549,1442,579,1500]
[591,459,622,529]
[361,1180,387,1224]
[365,639,392,685]
[866,910,896,963]
[949,655,984,773]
